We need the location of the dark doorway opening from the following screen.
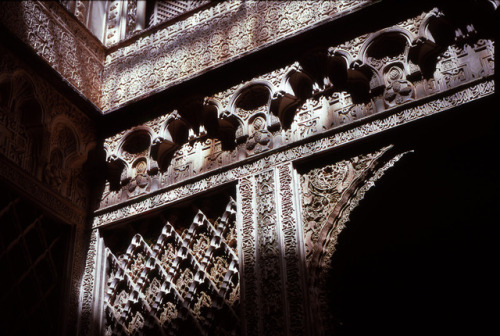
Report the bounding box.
[327,104,498,336]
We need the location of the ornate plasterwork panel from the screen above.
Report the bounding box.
[0,43,97,215]
[0,1,105,107]
[299,146,412,335]
[238,165,306,336]
[238,176,258,335]
[97,5,495,208]
[254,170,286,335]
[0,43,97,220]
[276,163,306,335]
[101,0,372,110]
[101,198,239,335]
[93,77,494,228]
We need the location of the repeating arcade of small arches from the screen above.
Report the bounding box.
[104,6,493,189]
[104,198,239,335]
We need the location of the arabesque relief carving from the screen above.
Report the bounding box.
[0,1,104,107]
[300,146,412,335]
[93,77,494,229]
[1,1,497,336]
[101,0,371,110]
[1,2,494,113]
[103,198,239,335]
[0,45,97,213]
[98,4,495,210]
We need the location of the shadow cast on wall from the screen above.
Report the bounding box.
[326,108,498,336]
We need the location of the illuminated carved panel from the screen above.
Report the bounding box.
[299,146,412,335]
[103,198,239,335]
[101,1,372,110]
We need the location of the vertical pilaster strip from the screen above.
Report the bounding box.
[293,166,314,336]
[277,163,307,336]
[92,234,107,335]
[255,169,286,336]
[66,225,90,335]
[239,176,258,336]
[77,228,98,336]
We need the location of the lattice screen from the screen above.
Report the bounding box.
[0,186,70,336]
[149,0,211,27]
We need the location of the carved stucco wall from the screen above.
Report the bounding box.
[96,7,495,212]
[100,0,374,111]
[0,1,105,108]
[102,197,239,335]
[0,43,97,223]
[0,1,377,112]
[81,4,496,335]
[0,1,496,335]
[0,37,98,335]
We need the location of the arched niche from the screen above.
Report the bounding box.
[53,125,78,158]
[363,30,412,64]
[229,82,273,125]
[120,129,152,156]
[234,85,271,111]
[1,72,46,171]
